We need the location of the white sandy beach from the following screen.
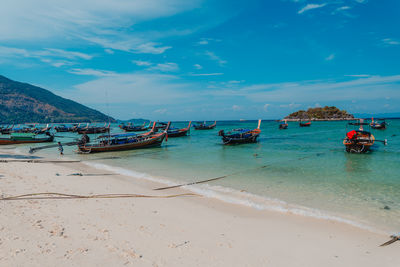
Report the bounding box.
[0,150,399,267]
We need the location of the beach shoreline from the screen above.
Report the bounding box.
[0,148,399,266]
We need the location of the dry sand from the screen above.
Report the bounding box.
[0,150,399,266]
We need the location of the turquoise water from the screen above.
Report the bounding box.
[10,120,400,233]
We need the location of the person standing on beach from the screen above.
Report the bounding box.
[58,142,64,155]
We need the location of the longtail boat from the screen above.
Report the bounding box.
[279,120,288,129]
[370,118,387,130]
[120,122,151,132]
[155,122,168,131]
[0,125,14,134]
[193,121,216,130]
[299,120,311,127]
[77,123,110,134]
[77,122,170,153]
[343,119,386,153]
[0,132,54,145]
[218,120,261,145]
[167,121,191,137]
[54,124,79,132]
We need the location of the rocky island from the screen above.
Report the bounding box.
[284,106,354,121]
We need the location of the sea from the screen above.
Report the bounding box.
[9,119,400,234]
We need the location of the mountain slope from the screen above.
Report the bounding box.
[0,75,115,123]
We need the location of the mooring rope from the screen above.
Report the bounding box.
[0,192,199,201]
[154,165,268,191]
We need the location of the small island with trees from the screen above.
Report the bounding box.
[284,106,355,121]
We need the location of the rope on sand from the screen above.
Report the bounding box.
[154,165,268,191]
[0,192,199,201]
[380,234,400,247]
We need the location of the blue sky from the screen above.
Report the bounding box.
[0,0,399,120]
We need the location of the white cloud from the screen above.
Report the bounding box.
[298,4,327,14]
[0,0,200,55]
[60,73,197,105]
[154,108,168,114]
[205,51,227,66]
[344,74,371,78]
[133,60,152,66]
[67,68,117,77]
[193,64,203,70]
[325,54,335,61]
[189,73,224,76]
[336,6,351,11]
[149,62,179,72]
[0,0,201,41]
[232,105,241,111]
[382,38,400,46]
[263,104,270,111]
[105,49,114,54]
[206,75,400,103]
[0,45,92,67]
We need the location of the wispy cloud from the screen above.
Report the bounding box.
[189,73,224,76]
[336,6,351,11]
[325,54,335,61]
[193,64,203,70]
[205,51,227,66]
[298,3,327,14]
[382,38,400,46]
[0,45,92,67]
[68,68,117,77]
[132,60,152,67]
[148,62,179,72]
[0,0,200,56]
[206,75,400,103]
[61,73,197,105]
[344,74,371,78]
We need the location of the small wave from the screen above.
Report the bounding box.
[85,161,386,235]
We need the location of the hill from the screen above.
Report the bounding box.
[285,106,354,121]
[0,75,115,123]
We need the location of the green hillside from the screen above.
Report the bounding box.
[0,75,115,123]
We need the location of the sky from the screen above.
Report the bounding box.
[0,0,399,120]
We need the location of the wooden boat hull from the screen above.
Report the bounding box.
[167,129,189,137]
[222,134,259,144]
[123,127,149,132]
[299,122,311,127]
[343,133,375,153]
[78,128,110,134]
[371,123,386,130]
[193,121,216,130]
[0,135,54,145]
[78,133,166,153]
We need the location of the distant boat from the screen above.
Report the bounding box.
[167,121,191,137]
[370,118,387,130]
[299,120,311,127]
[120,122,151,132]
[54,124,79,133]
[77,123,110,134]
[77,122,170,153]
[279,120,288,130]
[218,119,261,145]
[0,132,54,145]
[193,121,216,130]
[239,119,246,121]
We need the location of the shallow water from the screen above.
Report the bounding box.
[9,119,400,233]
